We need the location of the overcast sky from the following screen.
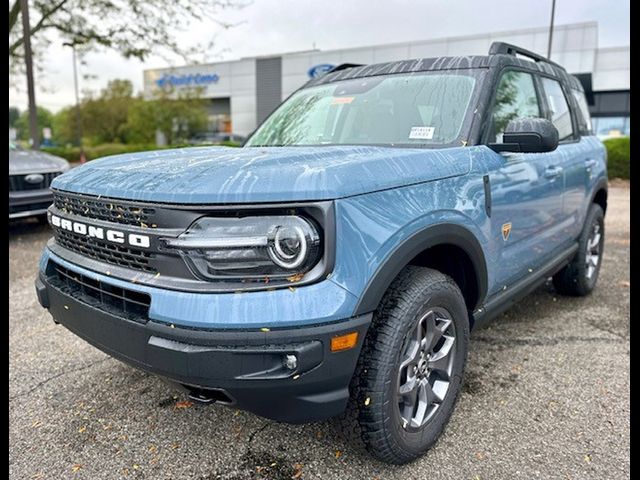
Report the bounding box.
[9,0,630,113]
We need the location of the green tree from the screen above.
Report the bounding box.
[82,79,138,144]
[16,106,53,141]
[126,88,209,145]
[9,107,20,128]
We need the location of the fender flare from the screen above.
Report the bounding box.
[589,176,608,211]
[353,223,488,316]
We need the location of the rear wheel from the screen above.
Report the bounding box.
[340,266,469,464]
[553,204,604,296]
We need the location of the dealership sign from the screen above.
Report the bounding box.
[155,72,220,88]
[308,64,335,79]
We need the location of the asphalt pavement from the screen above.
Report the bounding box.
[9,184,630,479]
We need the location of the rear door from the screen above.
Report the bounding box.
[537,76,589,244]
[481,69,565,295]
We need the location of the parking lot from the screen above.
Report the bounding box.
[9,184,629,480]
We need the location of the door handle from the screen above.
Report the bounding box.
[585,159,597,170]
[544,166,563,179]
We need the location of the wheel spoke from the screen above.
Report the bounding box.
[411,379,433,427]
[400,339,420,369]
[399,372,418,396]
[428,335,455,377]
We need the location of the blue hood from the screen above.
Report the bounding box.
[52,145,472,203]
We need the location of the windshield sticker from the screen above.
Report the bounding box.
[331,96,354,105]
[409,126,435,140]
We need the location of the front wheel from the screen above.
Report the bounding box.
[553,204,605,296]
[340,266,469,464]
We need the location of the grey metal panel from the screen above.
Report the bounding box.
[256,57,282,124]
[589,91,630,116]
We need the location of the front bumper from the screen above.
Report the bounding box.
[35,271,371,423]
[9,189,53,219]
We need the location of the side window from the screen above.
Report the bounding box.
[540,78,574,141]
[571,89,593,135]
[491,71,541,143]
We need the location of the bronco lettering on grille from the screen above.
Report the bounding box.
[50,214,151,249]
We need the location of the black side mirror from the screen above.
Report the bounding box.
[490,118,559,153]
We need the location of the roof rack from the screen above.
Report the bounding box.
[489,42,565,70]
[328,63,364,74]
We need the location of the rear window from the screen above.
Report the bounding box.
[571,89,593,135]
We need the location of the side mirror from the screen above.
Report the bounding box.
[490,118,559,153]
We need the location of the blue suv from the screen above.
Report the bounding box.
[35,43,607,463]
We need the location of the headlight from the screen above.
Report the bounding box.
[163,215,322,282]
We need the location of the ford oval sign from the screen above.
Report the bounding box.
[24,173,44,184]
[308,64,335,79]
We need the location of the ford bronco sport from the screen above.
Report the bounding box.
[36,43,607,464]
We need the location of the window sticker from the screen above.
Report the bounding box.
[331,96,354,105]
[409,126,435,140]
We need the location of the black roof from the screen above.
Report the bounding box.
[305,42,582,92]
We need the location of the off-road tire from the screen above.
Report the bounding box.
[339,266,469,464]
[553,204,605,296]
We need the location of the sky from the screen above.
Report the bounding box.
[9,0,630,113]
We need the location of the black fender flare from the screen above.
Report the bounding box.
[353,223,488,316]
[589,176,608,211]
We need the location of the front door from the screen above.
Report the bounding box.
[481,69,565,295]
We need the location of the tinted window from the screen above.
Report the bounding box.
[246,72,478,147]
[541,78,574,141]
[571,89,592,134]
[491,71,541,143]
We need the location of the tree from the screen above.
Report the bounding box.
[81,79,137,144]
[15,106,53,141]
[9,107,21,128]
[126,88,209,145]
[9,0,243,77]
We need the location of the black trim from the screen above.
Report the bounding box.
[472,243,578,329]
[488,42,565,71]
[353,224,488,315]
[37,271,372,423]
[483,175,492,217]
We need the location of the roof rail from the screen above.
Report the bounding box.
[328,63,364,73]
[489,42,565,70]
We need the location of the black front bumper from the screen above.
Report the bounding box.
[36,273,371,423]
[9,189,53,219]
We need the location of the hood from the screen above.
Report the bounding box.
[9,149,69,175]
[51,145,472,204]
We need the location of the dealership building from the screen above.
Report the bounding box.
[143,21,630,139]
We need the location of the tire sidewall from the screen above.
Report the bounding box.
[577,205,605,293]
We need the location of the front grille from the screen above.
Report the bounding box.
[9,172,61,191]
[47,261,151,322]
[53,192,157,228]
[54,229,156,273]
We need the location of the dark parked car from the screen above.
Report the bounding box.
[188,132,246,145]
[36,43,606,463]
[9,142,69,221]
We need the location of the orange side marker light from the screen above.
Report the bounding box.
[331,332,359,352]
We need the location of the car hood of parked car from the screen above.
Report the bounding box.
[9,148,69,175]
[51,145,473,204]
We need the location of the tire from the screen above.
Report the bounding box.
[553,204,605,296]
[340,266,469,464]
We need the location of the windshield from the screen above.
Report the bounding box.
[246,71,479,148]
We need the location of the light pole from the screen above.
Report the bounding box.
[547,0,557,59]
[63,41,85,161]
